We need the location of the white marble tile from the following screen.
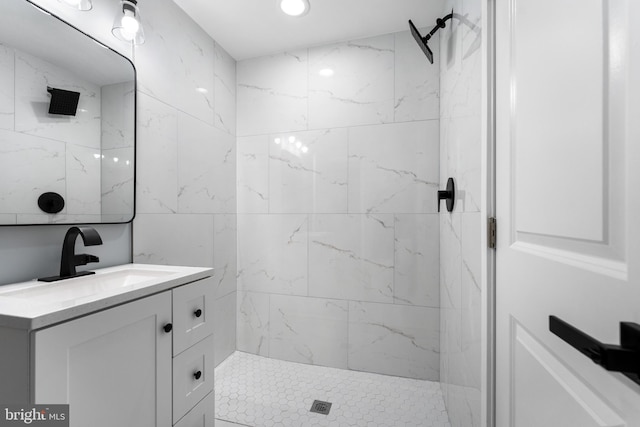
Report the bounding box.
[101,81,135,150]
[394,214,440,307]
[440,213,461,311]
[348,302,440,381]
[237,135,269,214]
[395,30,440,122]
[134,0,215,125]
[100,146,134,218]
[0,130,65,214]
[308,214,394,303]
[133,214,214,267]
[0,44,14,131]
[237,214,308,296]
[213,214,237,299]
[348,121,439,214]
[269,128,348,213]
[237,50,308,136]
[269,294,348,369]
[66,144,101,215]
[136,93,178,214]
[237,291,270,357]
[214,43,236,135]
[14,51,101,148]
[177,113,236,214]
[460,212,481,389]
[309,35,394,129]
[214,291,237,368]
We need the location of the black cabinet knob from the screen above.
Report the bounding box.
[194,309,202,318]
[163,323,173,333]
[194,370,202,380]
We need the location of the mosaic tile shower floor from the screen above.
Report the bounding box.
[214,352,451,427]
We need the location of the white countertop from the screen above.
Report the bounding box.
[0,264,214,330]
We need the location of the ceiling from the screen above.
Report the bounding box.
[172,0,444,60]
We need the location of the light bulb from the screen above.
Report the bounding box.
[280,0,310,17]
[121,11,139,33]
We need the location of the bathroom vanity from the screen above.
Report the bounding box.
[0,264,215,427]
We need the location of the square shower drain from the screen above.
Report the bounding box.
[310,400,332,415]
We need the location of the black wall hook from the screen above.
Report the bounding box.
[438,177,455,213]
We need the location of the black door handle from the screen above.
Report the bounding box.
[437,177,455,213]
[549,316,640,385]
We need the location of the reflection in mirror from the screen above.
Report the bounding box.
[0,0,136,225]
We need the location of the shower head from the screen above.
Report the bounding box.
[409,19,433,64]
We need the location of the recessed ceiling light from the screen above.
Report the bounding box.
[280,0,310,17]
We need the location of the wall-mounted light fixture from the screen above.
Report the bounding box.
[112,0,145,45]
[279,0,310,17]
[58,0,92,11]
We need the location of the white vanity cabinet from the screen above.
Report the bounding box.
[0,264,215,427]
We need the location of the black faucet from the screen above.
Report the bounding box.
[38,226,103,282]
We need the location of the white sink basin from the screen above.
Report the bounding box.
[0,269,176,303]
[0,263,214,330]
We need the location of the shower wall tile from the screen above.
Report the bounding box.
[308,214,394,303]
[101,82,135,150]
[237,214,308,296]
[133,214,214,267]
[134,0,215,125]
[177,113,236,214]
[394,214,440,307]
[214,43,237,135]
[237,135,269,213]
[14,52,101,149]
[270,295,348,369]
[0,130,65,215]
[308,35,394,129]
[214,291,237,367]
[348,301,440,380]
[394,31,440,122]
[0,45,14,131]
[136,93,178,214]
[439,0,482,423]
[236,29,441,380]
[237,50,308,136]
[461,213,482,389]
[101,146,134,218]
[348,121,439,214]
[237,291,270,357]
[269,128,348,213]
[66,144,101,215]
[213,214,237,299]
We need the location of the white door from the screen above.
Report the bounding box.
[33,291,172,427]
[496,0,640,425]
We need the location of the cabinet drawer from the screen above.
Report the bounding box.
[172,276,215,356]
[172,334,214,424]
[173,391,214,427]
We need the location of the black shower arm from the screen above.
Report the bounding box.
[423,13,454,42]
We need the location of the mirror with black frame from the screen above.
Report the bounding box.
[0,0,136,225]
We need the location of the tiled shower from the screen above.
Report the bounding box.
[0,0,482,426]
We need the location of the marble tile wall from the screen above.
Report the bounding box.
[438,0,483,425]
[129,0,238,368]
[237,31,441,380]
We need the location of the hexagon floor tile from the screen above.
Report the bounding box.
[214,351,451,427]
